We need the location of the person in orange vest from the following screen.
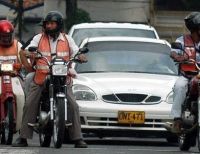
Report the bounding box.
[12,11,88,148]
[0,20,25,133]
[165,12,200,133]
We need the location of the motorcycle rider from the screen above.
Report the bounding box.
[12,11,88,148]
[0,20,24,132]
[166,12,200,133]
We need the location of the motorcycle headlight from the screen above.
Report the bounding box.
[166,91,174,104]
[52,65,68,76]
[72,84,97,101]
[1,63,13,72]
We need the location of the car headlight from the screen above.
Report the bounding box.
[166,91,174,104]
[72,84,97,101]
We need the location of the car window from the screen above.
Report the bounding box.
[72,28,157,46]
[75,41,178,75]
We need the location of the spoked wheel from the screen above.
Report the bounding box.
[53,97,65,148]
[1,100,14,145]
[179,133,192,151]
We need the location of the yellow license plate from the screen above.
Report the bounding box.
[118,111,145,124]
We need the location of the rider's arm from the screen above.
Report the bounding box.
[170,36,188,62]
[20,34,42,72]
[170,51,188,61]
[19,49,34,72]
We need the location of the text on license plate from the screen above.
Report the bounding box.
[118,111,145,124]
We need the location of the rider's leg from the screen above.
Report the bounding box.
[171,76,189,118]
[66,86,87,148]
[170,76,189,133]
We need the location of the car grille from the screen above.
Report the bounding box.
[102,93,161,104]
[80,116,166,129]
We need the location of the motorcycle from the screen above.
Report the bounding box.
[0,62,24,145]
[171,42,200,151]
[27,47,88,148]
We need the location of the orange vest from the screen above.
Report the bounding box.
[180,35,197,74]
[34,33,70,85]
[0,39,21,71]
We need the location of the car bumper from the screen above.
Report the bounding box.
[78,101,173,133]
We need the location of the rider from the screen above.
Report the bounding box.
[12,11,88,148]
[0,20,24,132]
[166,12,200,133]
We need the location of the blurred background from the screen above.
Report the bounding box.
[0,0,199,43]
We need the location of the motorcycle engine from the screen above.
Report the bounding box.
[182,110,195,125]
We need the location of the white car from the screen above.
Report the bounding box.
[68,22,159,46]
[73,37,178,142]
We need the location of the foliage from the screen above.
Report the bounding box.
[65,8,91,31]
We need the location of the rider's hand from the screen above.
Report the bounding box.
[78,54,87,63]
[68,68,77,78]
[170,51,188,62]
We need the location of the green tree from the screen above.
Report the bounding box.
[65,0,91,31]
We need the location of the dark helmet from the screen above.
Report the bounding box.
[43,11,64,35]
[0,20,14,47]
[184,12,200,32]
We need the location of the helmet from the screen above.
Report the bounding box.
[184,12,200,32]
[43,11,64,35]
[0,20,14,47]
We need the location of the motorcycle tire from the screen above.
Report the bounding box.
[179,133,192,151]
[198,125,200,151]
[53,97,65,148]
[1,100,14,145]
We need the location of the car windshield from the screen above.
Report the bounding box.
[72,28,157,46]
[75,41,178,75]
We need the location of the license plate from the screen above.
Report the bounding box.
[118,111,145,124]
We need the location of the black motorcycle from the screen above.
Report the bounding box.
[27,46,88,148]
[171,42,200,151]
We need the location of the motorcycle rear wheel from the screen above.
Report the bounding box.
[1,100,14,145]
[53,97,65,148]
[179,133,192,151]
[198,125,200,151]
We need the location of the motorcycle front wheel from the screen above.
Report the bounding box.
[198,124,200,151]
[53,97,65,148]
[1,100,14,145]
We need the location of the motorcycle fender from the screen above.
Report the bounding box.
[11,77,25,131]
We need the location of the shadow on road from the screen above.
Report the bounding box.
[83,137,178,147]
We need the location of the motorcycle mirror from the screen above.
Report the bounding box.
[79,47,89,54]
[28,46,38,52]
[171,42,183,51]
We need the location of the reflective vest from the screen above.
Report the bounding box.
[0,39,21,71]
[180,34,197,76]
[34,33,70,85]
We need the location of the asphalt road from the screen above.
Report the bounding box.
[0,134,199,154]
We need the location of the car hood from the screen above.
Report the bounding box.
[74,72,178,98]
